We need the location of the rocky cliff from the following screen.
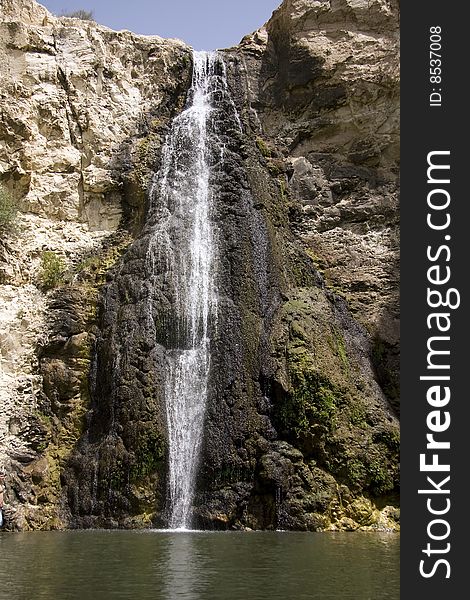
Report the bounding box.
[235,0,400,413]
[0,0,399,531]
[0,0,191,528]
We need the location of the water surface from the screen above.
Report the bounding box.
[0,530,399,600]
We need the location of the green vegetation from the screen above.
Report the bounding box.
[130,430,166,482]
[332,327,349,372]
[346,454,395,496]
[109,459,126,490]
[61,9,95,21]
[267,160,284,176]
[0,185,17,230]
[278,350,339,437]
[75,235,132,286]
[367,458,393,496]
[348,404,368,429]
[373,427,400,453]
[39,251,67,290]
[256,137,272,158]
[346,459,367,488]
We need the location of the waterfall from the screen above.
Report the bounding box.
[146,51,233,529]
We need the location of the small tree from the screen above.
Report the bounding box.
[0,185,17,231]
[61,9,95,21]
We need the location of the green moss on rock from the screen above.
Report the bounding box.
[256,137,273,158]
[282,353,339,437]
[130,429,166,483]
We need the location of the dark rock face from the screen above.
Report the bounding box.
[62,236,170,527]
[190,0,401,529]
[61,56,273,528]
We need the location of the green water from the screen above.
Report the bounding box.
[0,530,399,600]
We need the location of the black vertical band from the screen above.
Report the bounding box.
[401,2,467,596]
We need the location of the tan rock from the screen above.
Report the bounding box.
[0,0,50,26]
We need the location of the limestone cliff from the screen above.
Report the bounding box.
[0,0,399,531]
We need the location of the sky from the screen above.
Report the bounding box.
[39,0,281,50]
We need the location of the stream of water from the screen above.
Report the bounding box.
[146,51,224,528]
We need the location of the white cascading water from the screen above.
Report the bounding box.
[147,51,227,529]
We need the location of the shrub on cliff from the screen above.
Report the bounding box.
[39,251,67,290]
[61,10,95,21]
[0,185,17,231]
